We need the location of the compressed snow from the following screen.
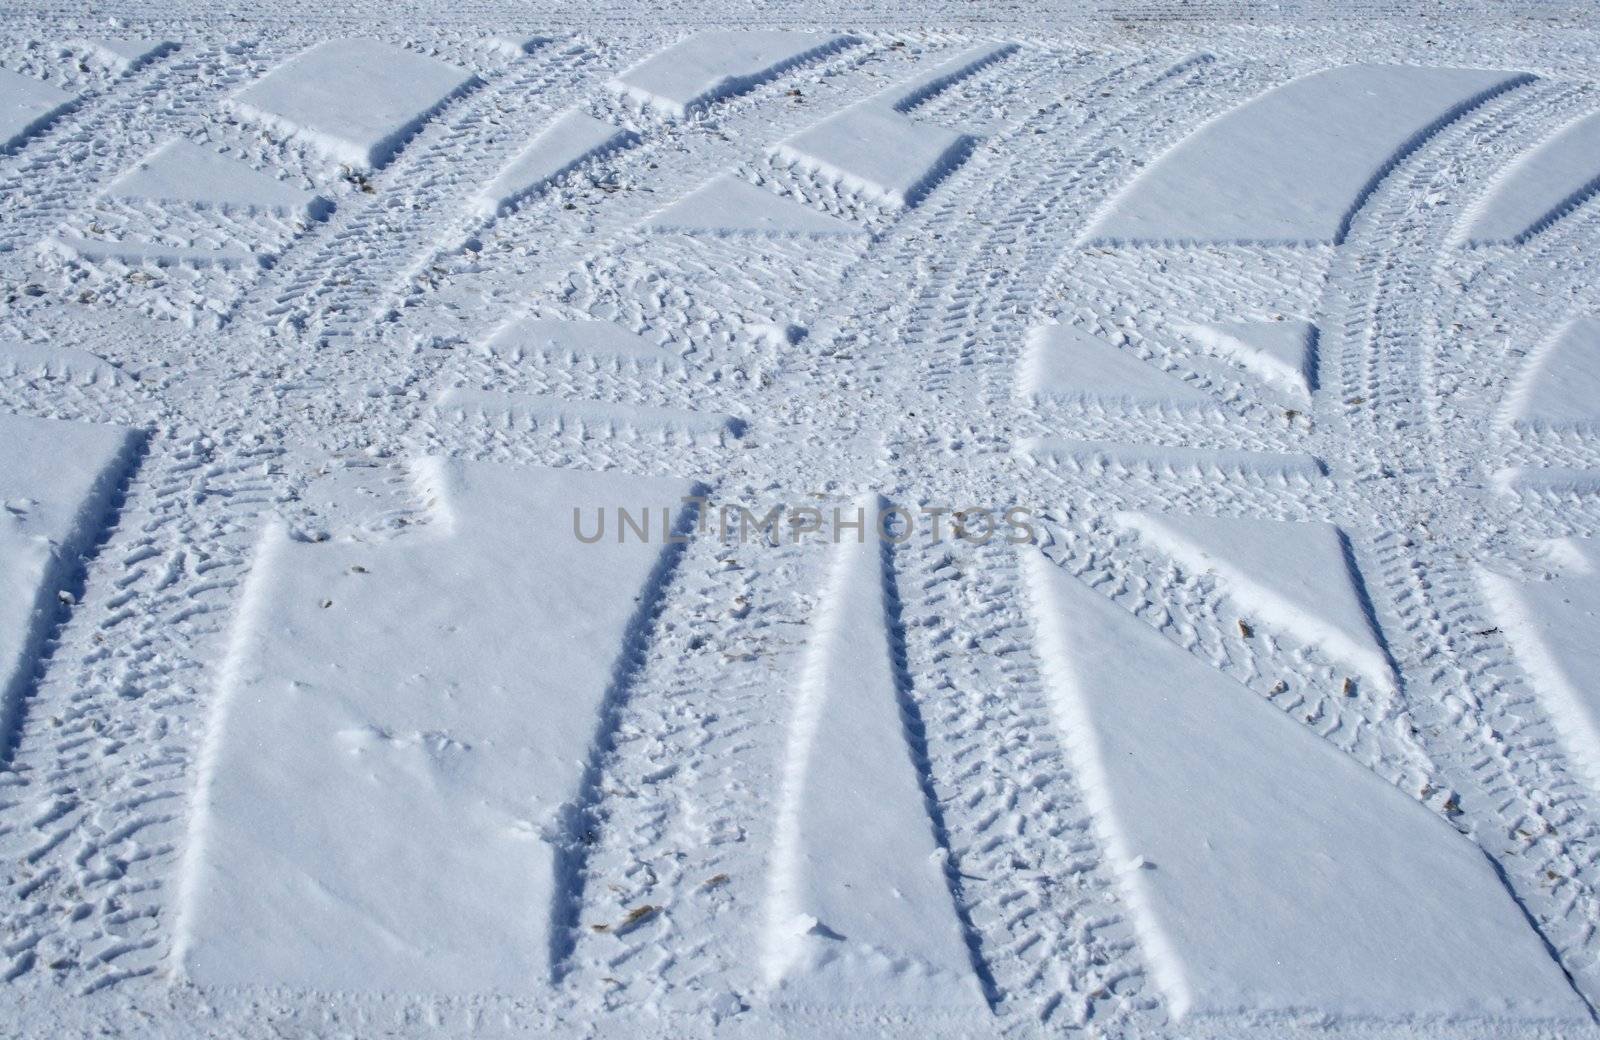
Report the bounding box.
[882,42,1015,112]
[1025,550,1588,1023]
[1112,511,1393,688]
[1086,64,1530,244]
[226,38,476,170]
[176,460,697,992]
[645,175,859,237]
[765,496,985,1012]
[767,43,1012,208]
[1460,111,1600,245]
[435,387,740,442]
[1020,438,1326,480]
[610,30,852,117]
[105,139,324,219]
[0,414,136,755]
[473,109,633,217]
[0,66,75,152]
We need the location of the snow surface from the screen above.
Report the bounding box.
[1481,540,1600,796]
[434,387,740,442]
[1112,511,1394,688]
[1021,438,1326,480]
[5,13,1600,1040]
[610,31,853,117]
[1180,318,1318,403]
[473,109,633,217]
[479,316,681,364]
[177,460,698,992]
[0,66,74,152]
[1503,316,1600,431]
[227,39,477,170]
[646,175,860,237]
[1025,549,1588,1023]
[104,139,324,219]
[1085,64,1530,244]
[1459,111,1600,245]
[69,38,175,72]
[764,496,985,1013]
[0,415,136,755]
[766,46,1010,209]
[1019,323,1214,409]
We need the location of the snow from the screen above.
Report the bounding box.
[1503,316,1600,431]
[1481,540,1600,794]
[482,34,550,59]
[176,460,698,992]
[610,31,854,117]
[646,175,860,237]
[226,38,477,170]
[435,387,741,442]
[104,139,325,219]
[1112,511,1394,688]
[0,340,122,383]
[473,109,634,217]
[1085,64,1530,245]
[1025,549,1588,1023]
[770,105,972,209]
[765,46,1010,210]
[480,316,681,365]
[1459,111,1600,245]
[1180,318,1318,403]
[882,43,1016,112]
[69,38,176,72]
[44,234,262,269]
[1493,466,1600,497]
[0,66,74,152]
[0,414,136,755]
[1021,438,1327,480]
[765,496,985,1013]
[1019,323,1214,409]
[7,14,1600,1038]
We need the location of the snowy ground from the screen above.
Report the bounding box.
[2,3,1600,1037]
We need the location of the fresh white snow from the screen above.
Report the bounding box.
[226,38,477,170]
[0,414,136,754]
[1085,64,1530,244]
[1481,540,1600,796]
[104,139,324,219]
[1019,323,1215,409]
[176,460,698,992]
[609,30,853,117]
[765,497,985,1013]
[1179,318,1318,403]
[1459,111,1600,245]
[1503,316,1600,431]
[0,66,74,152]
[1025,549,1588,1023]
[69,38,175,73]
[1020,438,1327,480]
